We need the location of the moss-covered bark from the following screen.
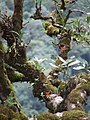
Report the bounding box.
[0,104,28,120]
[0,18,28,120]
[5,64,27,82]
[62,110,89,120]
[5,59,55,100]
[0,36,16,103]
[37,112,59,120]
[12,0,24,33]
[66,72,90,111]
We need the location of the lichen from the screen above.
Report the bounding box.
[62,110,89,120]
[37,112,59,120]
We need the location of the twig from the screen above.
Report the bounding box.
[71,9,86,14]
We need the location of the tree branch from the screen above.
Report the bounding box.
[5,64,28,83]
[0,36,18,106]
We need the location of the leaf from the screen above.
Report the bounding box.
[58,56,67,64]
[68,59,81,67]
[73,65,85,70]
[87,16,90,24]
[33,57,47,64]
[49,63,58,68]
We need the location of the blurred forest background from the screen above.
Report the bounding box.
[0,0,90,117]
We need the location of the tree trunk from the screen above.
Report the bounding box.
[0,36,16,104]
[12,0,24,33]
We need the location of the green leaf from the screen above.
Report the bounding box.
[87,16,90,24]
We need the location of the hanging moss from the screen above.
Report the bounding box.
[62,110,89,120]
[37,112,59,120]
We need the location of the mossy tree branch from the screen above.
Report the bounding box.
[0,36,17,104]
[12,0,24,33]
[5,64,28,83]
[61,0,66,10]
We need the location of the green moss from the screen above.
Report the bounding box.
[20,112,28,120]
[42,21,51,30]
[0,114,8,120]
[61,36,70,44]
[46,25,59,36]
[58,81,67,96]
[37,112,59,120]
[33,80,55,99]
[11,118,18,120]
[0,104,19,120]
[77,82,90,95]
[47,84,55,93]
[62,110,89,120]
[0,104,28,120]
[32,69,55,99]
[67,72,90,102]
[68,89,85,103]
[55,13,63,25]
[1,73,15,100]
[78,72,90,82]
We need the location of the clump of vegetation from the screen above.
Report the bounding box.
[62,110,89,120]
[0,104,28,120]
[37,112,59,120]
